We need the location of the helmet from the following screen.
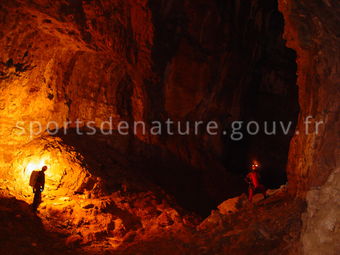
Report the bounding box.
[251,160,260,170]
[42,165,48,171]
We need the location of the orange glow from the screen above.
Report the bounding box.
[7,137,89,201]
[16,154,56,195]
[25,159,47,178]
[12,151,65,196]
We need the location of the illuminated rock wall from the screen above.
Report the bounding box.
[10,136,90,198]
[0,0,153,139]
[0,0,299,207]
[0,0,153,195]
[279,1,340,254]
[279,0,340,194]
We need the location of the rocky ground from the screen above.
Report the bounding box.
[0,185,305,255]
[0,196,82,255]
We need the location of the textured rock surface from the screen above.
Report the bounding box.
[0,0,153,140]
[301,168,340,255]
[279,0,340,194]
[196,189,304,255]
[7,136,90,198]
[279,1,340,254]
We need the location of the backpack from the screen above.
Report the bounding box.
[29,170,40,187]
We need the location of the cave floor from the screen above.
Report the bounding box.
[0,188,305,255]
[0,196,83,255]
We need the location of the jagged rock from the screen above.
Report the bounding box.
[217,194,248,215]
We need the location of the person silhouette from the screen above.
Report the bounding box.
[31,166,47,212]
[245,161,267,202]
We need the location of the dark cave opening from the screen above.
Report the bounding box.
[145,0,299,216]
[220,0,299,190]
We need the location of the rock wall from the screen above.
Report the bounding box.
[279,0,340,254]
[150,0,298,174]
[301,168,340,255]
[0,0,153,142]
[279,0,340,194]
[0,0,154,194]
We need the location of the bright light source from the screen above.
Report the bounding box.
[26,161,45,175]
[10,139,88,198]
[24,158,48,178]
[16,155,52,196]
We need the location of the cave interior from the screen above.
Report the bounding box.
[0,0,338,254]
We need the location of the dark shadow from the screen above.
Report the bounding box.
[147,0,299,205]
[0,196,84,255]
[57,129,215,217]
[221,0,299,190]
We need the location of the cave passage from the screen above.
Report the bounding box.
[142,0,300,216]
[0,0,298,219]
[1,0,338,253]
[51,0,300,217]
